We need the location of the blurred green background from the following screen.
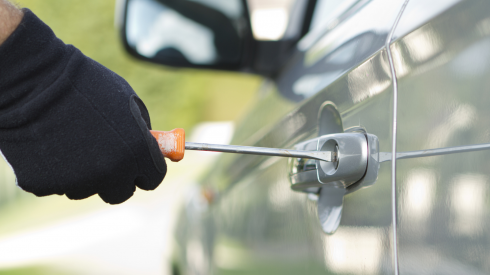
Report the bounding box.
[0,0,261,273]
[17,0,261,131]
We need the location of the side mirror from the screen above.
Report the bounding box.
[118,0,250,70]
[117,0,317,75]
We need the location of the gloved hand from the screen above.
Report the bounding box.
[0,9,167,204]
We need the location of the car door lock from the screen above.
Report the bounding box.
[289,129,380,194]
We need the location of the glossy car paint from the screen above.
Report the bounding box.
[393,0,490,273]
[171,0,490,274]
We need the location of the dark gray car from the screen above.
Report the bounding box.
[119,0,490,274]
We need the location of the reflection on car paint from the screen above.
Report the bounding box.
[450,174,486,235]
[304,1,404,66]
[347,55,391,103]
[280,0,408,102]
[323,227,383,274]
[450,37,490,77]
[401,168,436,236]
[395,1,490,273]
[392,0,461,41]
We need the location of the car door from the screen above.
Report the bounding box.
[391,0,490,274]
[176,1,410,274]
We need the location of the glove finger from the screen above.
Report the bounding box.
[98,182,136,204]
[65,187,97,200]
[134,174,162,191]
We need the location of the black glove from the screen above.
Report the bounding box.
[0,9,167,204]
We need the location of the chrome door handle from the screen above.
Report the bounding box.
[289,129,380,235]
[289,131,380,192]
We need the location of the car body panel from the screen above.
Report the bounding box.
[177,1,407,274]
[171,0,490,274]
[391,0,461,42]
[393,0,490,273]
[206,49,396,275]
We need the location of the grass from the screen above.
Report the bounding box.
[0,266,73,275]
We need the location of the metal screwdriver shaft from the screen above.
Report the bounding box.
[150,129,337,163]
[185,142,337,162]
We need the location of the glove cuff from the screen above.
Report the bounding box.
[0,9,75,116]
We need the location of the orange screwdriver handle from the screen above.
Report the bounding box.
[150,128,185,162]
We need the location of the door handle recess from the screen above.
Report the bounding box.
[289,130,380,235]
[288,102,382,234]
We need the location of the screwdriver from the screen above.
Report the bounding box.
[150,129,337,163]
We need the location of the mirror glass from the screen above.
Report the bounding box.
[125,0,246,67]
